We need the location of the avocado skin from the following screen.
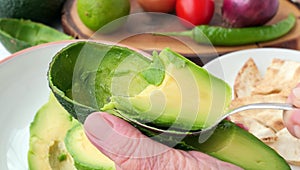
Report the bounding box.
[141,120,290,170]
[0,27,30,53]
[186,121,290,170]
[0,18,73,53]
[48,41,99,123]
[48,41,151,123]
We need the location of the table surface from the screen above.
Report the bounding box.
[0,0,299,62]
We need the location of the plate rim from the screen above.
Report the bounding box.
[0,40,79,65]
[204,47,300,68]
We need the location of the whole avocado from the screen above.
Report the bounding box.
[0,0,65,24]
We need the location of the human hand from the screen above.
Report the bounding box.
[284,84,300,139]
[84,112,242,170]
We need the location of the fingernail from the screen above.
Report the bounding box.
[291,110,300,124]
[292,87,300,99]
[84,112,114,142]
[100,113,115,127]
[294,125,300,139]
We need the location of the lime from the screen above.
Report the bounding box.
[77,0,130,32]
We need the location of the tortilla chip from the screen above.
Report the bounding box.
[252,59,300,97]
[269,128,300,165]
[232,58,300,164]
[229,114,277,143]
[234,58,262,98]
[230,94,286,131]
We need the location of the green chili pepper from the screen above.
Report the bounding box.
[156,14,296,46]
[0,18,74,53]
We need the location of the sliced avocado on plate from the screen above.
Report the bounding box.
[48,41,290,169]
[28,93,116,170]
[65,122,115,170]
[28,93,77,170]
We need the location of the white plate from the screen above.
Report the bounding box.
[204,48,300,170]
[204,48,300,89]
[0,41,73,170]
[1,44,299,169]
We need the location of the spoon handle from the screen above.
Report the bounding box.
[203,103,296,134]
[227,102,295,117]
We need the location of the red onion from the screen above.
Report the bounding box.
[222,0,279,27]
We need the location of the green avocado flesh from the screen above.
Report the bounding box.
[105,49,232,131]
[28,93,77,170]
[49,41,232,131]
[48,41,290,169]
[65,123,115,170]
[28,93,115,170]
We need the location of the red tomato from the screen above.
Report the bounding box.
[138,0,176,13]
[176,0,215,27]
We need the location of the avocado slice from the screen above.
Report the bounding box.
[29,93,116,170]
[48,41,290,169]
[105,49,232,131]
[28,93,77,170]
[182,120,290,170]
[138,120,290,170]
[65,122,116,170]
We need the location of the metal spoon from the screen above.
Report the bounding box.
[118,103,296,136]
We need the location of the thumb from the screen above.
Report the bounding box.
[83,112,170,168]
[283,109,300,139]
[284,85,300,139]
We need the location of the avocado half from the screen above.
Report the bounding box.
[48,41,232,131]
[0,18,73,53]
[48,41,290,169]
